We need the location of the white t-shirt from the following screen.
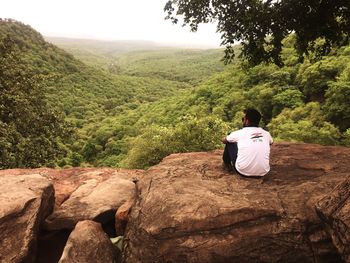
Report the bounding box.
[226,127,273,177]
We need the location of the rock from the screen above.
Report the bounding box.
[58,220,118,263]
[115,198,135,236]
[0,168,142,263]
[0,173,54,263]
[43,168,142,209]
[316,175,350,262]
[124,143,350,263]
[0,167,143,209]
[44,174,136,231]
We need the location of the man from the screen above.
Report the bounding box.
[222,108,273,178]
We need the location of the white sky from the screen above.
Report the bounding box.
[0,0,222,48]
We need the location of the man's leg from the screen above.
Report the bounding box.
[223,142,238,171]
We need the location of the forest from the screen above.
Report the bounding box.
[0,19,349,169]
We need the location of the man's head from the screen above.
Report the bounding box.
[243,108,261,127]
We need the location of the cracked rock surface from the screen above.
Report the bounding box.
[0,173,54,263]
[44,171,137,231]
[316,176,350,263]
[124,143,350,263]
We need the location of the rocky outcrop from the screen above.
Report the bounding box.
[0,173,54,263]
[316,176,350,262]
[58,220,118,263]
[0,168,142,263]
[1,143,349,263]
[124,143,350,263]
[0,168,143,209]
[44,174,136,231]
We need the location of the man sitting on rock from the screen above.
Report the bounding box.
[222,108,273,178]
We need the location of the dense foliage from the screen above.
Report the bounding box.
[164,0,350,66]
[79,35,350,168]
[47,36,226,85]
[0,20,225,168]
[0,22,71,168]
[1,19,349,170]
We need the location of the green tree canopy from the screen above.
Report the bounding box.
[0,34,71,168]
[165,0,350,66]
[267,102,341,145]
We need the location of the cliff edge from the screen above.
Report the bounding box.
[124,142,350,263]
[0,142,349,263]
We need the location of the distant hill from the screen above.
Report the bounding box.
[0,19,229,168]
[115,48,225,84]
[46,36,227,84]
[0,20,192,120]
[0,19,199,167]
[45,37,161,54]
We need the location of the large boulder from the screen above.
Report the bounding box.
[59,220,118,263]
[124,143,350,263]
[42,168,141,209]
[0,173,54,263]
[0,168,142,263]
[44,174,136,231]
[316,176,350,262]
[0,167,142,209]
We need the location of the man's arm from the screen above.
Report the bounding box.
[222,130,239,144]
[221,136,228,144]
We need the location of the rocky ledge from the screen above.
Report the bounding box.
[0,143,349,263]
[124,143,350,263]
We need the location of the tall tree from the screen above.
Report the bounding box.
[164,0,350,66]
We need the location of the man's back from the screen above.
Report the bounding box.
[226,127,273,177]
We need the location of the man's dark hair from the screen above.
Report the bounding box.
[244,108,261,126]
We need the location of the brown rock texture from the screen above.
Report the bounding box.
[115,198,135,236]
[44,173,137,231]
[316,176,350,262]
[58,220,118,263]
[0,168,143,209]
[0,168,142,263]
[0,173,54,263]
[124,143,350,263]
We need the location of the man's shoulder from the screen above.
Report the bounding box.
[229,129,243,135]
[260,127,271,133]
[259,128,273,143]
[252,127,270,134]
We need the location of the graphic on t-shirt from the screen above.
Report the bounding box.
[250,132,263,139]
[250,132,263,142]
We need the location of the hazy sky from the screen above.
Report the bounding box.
[0,0,222,47]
